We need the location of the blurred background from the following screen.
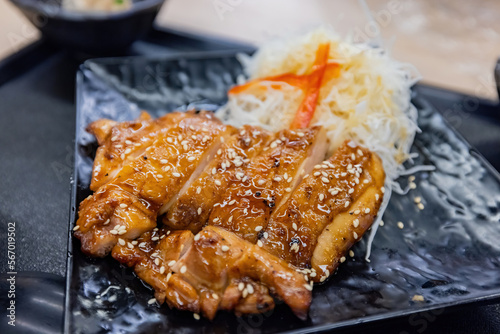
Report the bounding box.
[1,0,500,100]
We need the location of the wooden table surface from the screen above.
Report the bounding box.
[1,0,499,100]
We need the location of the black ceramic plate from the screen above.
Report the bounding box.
[65,51,500,333]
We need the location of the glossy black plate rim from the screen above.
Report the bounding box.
[64,50,500,334]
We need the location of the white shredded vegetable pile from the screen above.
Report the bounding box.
[216,26,427,260]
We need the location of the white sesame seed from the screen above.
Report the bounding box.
[292,222,298,231]
[151,236,159,241]
[117,238,125,246]
[194,234,201,241]
[228,216,233,223]
[228,199,236,205]
[345,201,350,208]
[258,179,265,185]
[354,209,361,214]
[103,219,110,225]
[167,137,173,143]
[180,265,187,274]
[319,194,325,201]
[380,220,385,226]
[73,225,80,231]
[247,284,254,294]
[214,180,222,186]
[160,159,168,164]
[188,156,196,162]
[412,295,425,302]
[409,175,415,182]
[313,172,321,177]
[160,266,166,274]
[156,174,163,179]
[321,177,329,183]
[166,272,172,282]
[255,226,263,232]
[329,188,339,195]
[270,142,277,149]
[124,148,131,154]
[418,203,425,210]
[242,176,248,182]
[340,256,346,263]
[397,221,404,229]
[274,176,282,182]
[365,208,371,214]
[148,298,156,305]
[285,187,292,193]
[110,230,118,235]
[173,172,181,177]
[242,289,249,298]
[257,240,263,247]
[120,203,128,208]
[375,194,380,201]
[351,153,356,160]
[114,144,122,149]
[118,230,126,235]
[221,245,230,252]
[304,284,312,291]
[414,196,422,203]
[320,276,327,283]
[213,217,219,223]
[263,232,269,239]
[154,258,160,266]
[348,188,354,194]
[212,293,219,299]
[297,132,304,137]
[353,231,358,239]
[353,219,359,228]
[168,260,176,267]
[381,187,385,193]
[409,182,417,189]
[212,167,217,175]
[238,282,245,291]
[111,136,118,142]
[193,313,200,320]
[196,187,201,194]
[349,250,355,257]
[139,242,146,248]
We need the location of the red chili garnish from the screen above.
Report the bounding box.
[228,43,340,129]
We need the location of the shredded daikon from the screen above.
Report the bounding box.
[216,26,432,261]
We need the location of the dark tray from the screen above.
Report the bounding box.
[66,52,500,333]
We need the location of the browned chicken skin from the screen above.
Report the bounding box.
[112,225,311,320]
[164,125,272,233]
[76,111,386,320]
[208,127,327,243]
[263,141,385,282]
[75,112,231,256]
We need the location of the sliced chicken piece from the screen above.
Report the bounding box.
[262,141,385,282]
[164,125,272,233]
[208,127,327,243]
[87,111,194,191]
[75,114,231,257]
[112,226,311,320]
[112,229,200,312]
[172,226,312,320]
